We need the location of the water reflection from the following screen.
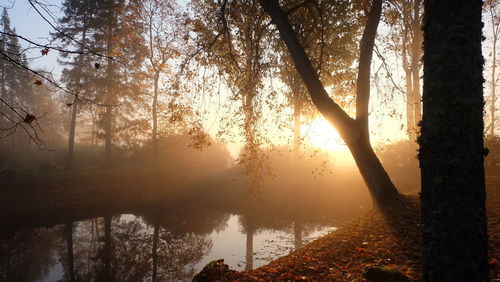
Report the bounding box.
[0,229,57,282]
[0,206,337,281]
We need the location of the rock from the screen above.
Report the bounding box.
[193,259,237,282]
[363,266,412,282]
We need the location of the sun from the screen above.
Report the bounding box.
[302,118,348,153]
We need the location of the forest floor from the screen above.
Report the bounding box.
[213,175,499,281]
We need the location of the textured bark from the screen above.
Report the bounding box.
[420,0,488,280]
[259,0,400,206]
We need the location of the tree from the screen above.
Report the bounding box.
[382,0,423,141]
[191,0,275,188]
[484,0,499,137]
[91,0,147,161]
[275,0,362,160]
[259,0,400,206]
[135,0,189,158]
[0,8,36,146]
[419,0,488,280]
[55,0,98,168]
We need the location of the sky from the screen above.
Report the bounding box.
[3,0,412,160]
[7,0,62,74]
[16,1,500,162]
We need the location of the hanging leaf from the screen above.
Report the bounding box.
[41,48,49,56]
[23,114,36,124]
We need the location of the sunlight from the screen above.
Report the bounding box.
[302,118,348,153]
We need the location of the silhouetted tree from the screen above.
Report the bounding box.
[258,0,400,206]
[55,0,98,169]
[419,0,488,280]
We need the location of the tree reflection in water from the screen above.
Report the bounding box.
[51,207,228,281]
[0,205,337,281]
[0,229,57,282]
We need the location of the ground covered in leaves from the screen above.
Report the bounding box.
[221,176,500,281]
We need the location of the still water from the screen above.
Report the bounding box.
[0,206,337,282]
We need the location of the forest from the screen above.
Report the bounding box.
[0,0,498,281]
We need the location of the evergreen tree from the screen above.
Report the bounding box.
[55,0,98,168]
[91,0,147,162]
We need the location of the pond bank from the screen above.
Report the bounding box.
[216,176,499,281]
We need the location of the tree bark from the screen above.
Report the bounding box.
[420,0,488,280]
[259,0,400,207]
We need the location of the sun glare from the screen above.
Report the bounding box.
[302,118,348,153]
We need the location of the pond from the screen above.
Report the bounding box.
[0,205,339,282]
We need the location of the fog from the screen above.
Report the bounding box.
[1,0,498,281]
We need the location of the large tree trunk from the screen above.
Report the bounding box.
[260,0,400,207]
[420,0,488,280]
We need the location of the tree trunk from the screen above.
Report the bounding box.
[104,17,115,163]
[490,17,497,137]
[152,72,160,167]
[67,24,88,169]
[411,0,422,136]
[259,0,400,207]
[420,0,488,280]
[403,43,415,140]
[104,106,112,160]
[292,86,301,162]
